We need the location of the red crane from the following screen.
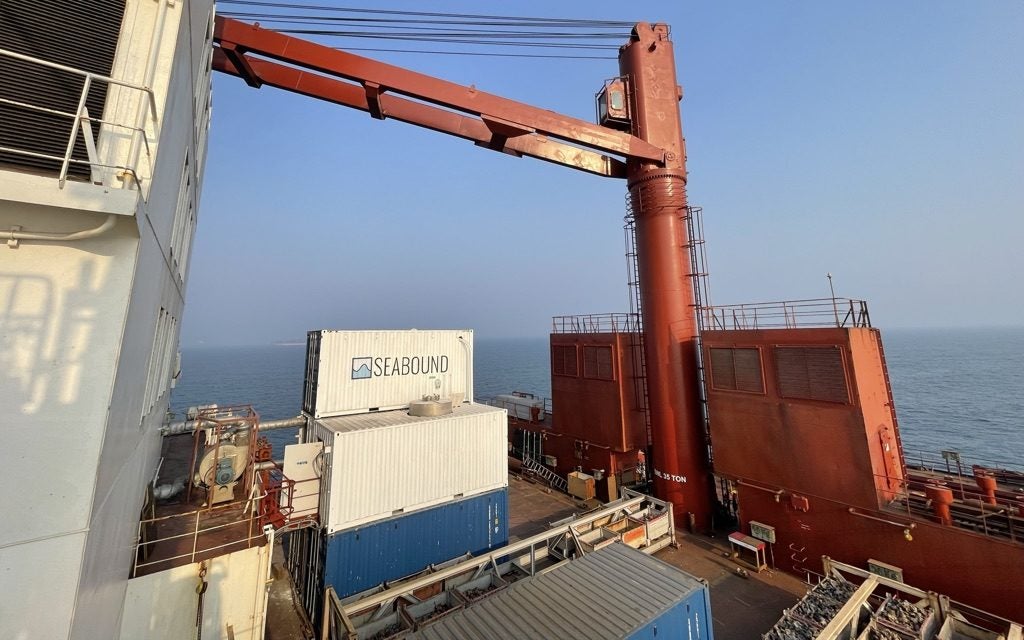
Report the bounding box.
[213,17,713,530]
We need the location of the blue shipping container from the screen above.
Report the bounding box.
[324,488,509,598]
[407,543,713,640]
[626,584,713,640]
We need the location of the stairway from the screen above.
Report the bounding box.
[522,455,568,493]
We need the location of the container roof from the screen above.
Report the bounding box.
[408,543,706,640]
[315,402,503,434]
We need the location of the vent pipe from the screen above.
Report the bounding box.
[924,482,955,526]
[974,473,998,506]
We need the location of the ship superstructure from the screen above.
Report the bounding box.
[0,1,214,637]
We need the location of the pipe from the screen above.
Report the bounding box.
[254,459,283,471]
[152,456,165,488]
[261,525,275,640]
[153,478,185,500]
[847,507,917,530]
[974,473,998,506]
[737,479,785,501]
[925,483,955,525]
[6,214,117,245]
[126,0,171,179]
[458,335,473,403]
[162,415,305,436]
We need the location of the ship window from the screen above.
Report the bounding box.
[709,347,764,393]
[170,152,193,281]
[552,344,578,377]
[583,345,615,380]
[774,346,850,404]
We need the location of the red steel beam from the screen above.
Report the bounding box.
[621,24,713,532]
[213,17,665,166]
[212,49,626,178]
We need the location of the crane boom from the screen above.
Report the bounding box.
[213,17,665,176]
[212,48,626,178]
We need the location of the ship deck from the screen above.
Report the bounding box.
[264,472,805,639]
[506,475,806,640]
[135,431,268,578]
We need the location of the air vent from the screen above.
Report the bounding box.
[0,0,126,176]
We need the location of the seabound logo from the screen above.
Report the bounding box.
[351,357,372,379]
[351,355,449,379]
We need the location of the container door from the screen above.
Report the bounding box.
[282,442,323,523]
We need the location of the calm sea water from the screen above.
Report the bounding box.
[171,329,1023,466]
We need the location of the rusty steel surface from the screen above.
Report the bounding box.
[212,17,665,167]
[619,24,712,531]
[549,332,648,454]
[703,327,906,511]
[704,326,1024,623]
[737,485,1024,624]
[212,49,627,179]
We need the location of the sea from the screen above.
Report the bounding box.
[170,328,1023,468]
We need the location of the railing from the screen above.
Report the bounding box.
[0,47,159,189]
[133,499,269,577]
[551,312,640,334]
[868,469,1024,544]
[903,448,1024,476]
[701,297,871,330]
[324,490,675,639]
[132,471,320,576]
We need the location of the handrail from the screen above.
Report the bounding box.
[701,297,871,330]
[551,312,640,334]
[0,46,160,189]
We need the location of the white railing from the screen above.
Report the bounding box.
[0,47,159,189]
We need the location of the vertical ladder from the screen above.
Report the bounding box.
[683,206,714,465]
[873,328,908,480]
[623,212,653,471]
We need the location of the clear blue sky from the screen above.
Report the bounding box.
[182,1,1023,346]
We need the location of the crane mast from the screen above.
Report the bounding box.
[213,17,712,530]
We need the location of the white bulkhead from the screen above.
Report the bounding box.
[308,403,508,534]
[0,1,215,638]
[304,329,474,418]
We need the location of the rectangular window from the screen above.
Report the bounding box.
[774,346,850,403]
[709,347,765,393]
[583,345,614,380]
[552,344,578,377]
[170,153,193,281]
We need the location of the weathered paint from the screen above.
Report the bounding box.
[704,327,903,510]
[737,487,1024,623]
[0,2,214,638]
[620,24,713,531]
[549,332,648,454]
[704,327,1024,622]
[407,543,712,640]
[626,585,714,640]
[324,488,509,598]
[119,544,271,640]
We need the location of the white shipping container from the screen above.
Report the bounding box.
[304,329,473,418]
[493,393,545,421]
[310,403,508,534]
